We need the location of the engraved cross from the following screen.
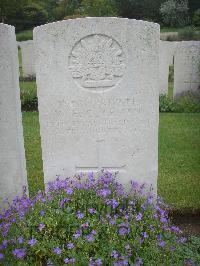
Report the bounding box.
[75,139,126,174]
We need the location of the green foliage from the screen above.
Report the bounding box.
[188,0,200,16]
[159,92,200,113]
[78,0,118,16]
[174,91,200,113]
[160,0,190,27]
[22,3,48,29]
[54,0,81,20]
[20,81,38,111]
[178,25,200,40]
[0,0,28,31]
[178,236,200,262]
[193,9,200,26]
[116,0,164,22]
[0,173,199,265]
[159,94,175,112]
[36,0,60,21]
[16,30,33,41]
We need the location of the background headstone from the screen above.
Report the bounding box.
[174,41,200,97]
[34,18,160,192]
[0,23,27,208]
[19,40,35,77]
[160,32,178,41]
[159,41,177,95]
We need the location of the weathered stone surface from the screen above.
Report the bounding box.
[174,41,200,97]
[159,41,177,95]
[19,40,35,77]
[34,18,159,192]
[0,24,27,208]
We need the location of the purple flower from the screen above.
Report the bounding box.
[111,199,119,209]
[97,189,111,198]
[38,223,45,231]
[147,196,153,204]
[88,172,95,182]
[158,240,166,248]
[64,257,76,264]
[91,230,97,235]
[0,253,4,259]
[95,258,103,265]
[184,259,195,266]
[86,234,95,242]
[109,218,116,225]
[17,237,24,244]
[67,242,74,249]
[149,225,155,231]
[119,227,128,236]
[125,244,132,256]
[40,210,45,216]
[142,232,148,238]
[64,258,70,264]
[131,181,139,190]
[89,258,95,266]
[160,217,167,223]
[177,237,187,243]
[170,226,182,234]
[12,248,26,259]
[111,250,119,259]
[65,187,73,195]
[114,256,128,266]
[89,208,97,214]
[81,222,89,229]
[76,211,84,219]
[135,257,143,266]
[60,198,70,208]
[28,238,37,247]
[73,229,81,239]
[118,223,130,236]
[53,247,62,255]
[2,240,8,248]
[136,212,142,221]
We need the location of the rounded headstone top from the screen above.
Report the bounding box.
[0,23,15,29]
[0,23,15,35]
[33,17,160,33]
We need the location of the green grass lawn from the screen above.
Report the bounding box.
[22,112,44,195]
[16,29,33,41]
[168,81,173,98]
[160,26,200,33]
[158,113,200,212]
[22,111,200,212]
[20,81,37,91]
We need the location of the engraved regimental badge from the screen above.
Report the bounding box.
[69,34,126,92]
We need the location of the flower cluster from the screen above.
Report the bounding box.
[0,171,198,265]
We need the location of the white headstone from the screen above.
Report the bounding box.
[159,41,177,95]
[19,40,35,77]
[34,18,159,192]
[174,41,200,97]
[0,24,27,208]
